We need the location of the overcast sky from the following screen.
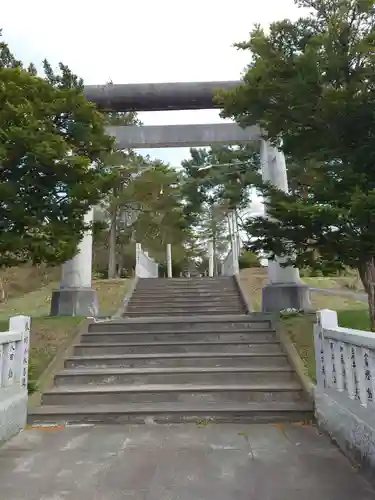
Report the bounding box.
[2,0,301,214]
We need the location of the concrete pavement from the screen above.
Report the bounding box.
[0,423,374,499]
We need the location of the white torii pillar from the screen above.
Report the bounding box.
[260,140,311,312]
[50,208,99,316]
[166,244,172,278]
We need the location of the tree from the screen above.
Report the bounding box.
[181,145,259,218]
[181,145,260,275]
[96,156,195,277]
[100,109,143,278]
[101,150,143,279]
[130,163,193,266]
[0,32,113,268]
[239,251,261,269]
[218,0,375,326]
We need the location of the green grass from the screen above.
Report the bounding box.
[239,269,373,384]
[303,275,363,292]
[338,308,371,331]
[280,315,317,382]
[0,278,130,387]
[281,308,373,385]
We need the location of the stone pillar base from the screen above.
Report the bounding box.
[261,283,311,312]
[50,288,99,317]
[0,387,28,443]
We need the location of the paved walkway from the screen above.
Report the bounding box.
[0,423,374,499]
[310,287,367,302]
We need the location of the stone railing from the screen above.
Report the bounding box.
[314,309,375,476]
[221,248,239,276]
[135,243,159,278]
[314,309,375,405]
[0,315,30,443]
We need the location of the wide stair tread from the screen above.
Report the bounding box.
[30,276,313,424]
[29,400,313,425]
[67,352,287,360]
[58,365,294,376]
[30,401,312,413]
[74,341,279,347]
[44,381,303,394]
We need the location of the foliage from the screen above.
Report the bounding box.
[0,31,113,268]
[238,251,261,269]
[96,152,195,276]
[218,0,375,325]
[181,146,260,274]
[181,145,259,223]
[130,162,193,263]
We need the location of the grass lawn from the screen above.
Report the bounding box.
[279,308,371,384]
[302,275,363,292]
[239,268,371,383]
[0,279,130,384]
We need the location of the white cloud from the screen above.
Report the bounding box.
[2,0,300,176]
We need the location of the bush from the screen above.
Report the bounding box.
[239,251,261,269]
[300,265,357,278]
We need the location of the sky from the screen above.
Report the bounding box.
[2,0,301,215]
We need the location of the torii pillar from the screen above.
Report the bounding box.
[50,208,98,316]
[259,140,311,312]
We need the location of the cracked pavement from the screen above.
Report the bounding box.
[0,422,374,499]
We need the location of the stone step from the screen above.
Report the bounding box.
[125,307,245,314]
[127,298,243,306]
[129,294,243,304]
[87,315,272,332]
[136,281,237,286]
[54,366,295,386]
[126,303,244,310]
[137,277,235,281]
[135,286,238,292]
[130,292,241,299]
[127,298,246,314]
[81,330,277,344]
[65,352,290,369]
[123,310,246,317]
[137,278,236,283]
[73,341,283,356]
[28,401,314,425]
[42,382,306,406]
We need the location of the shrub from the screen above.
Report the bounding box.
[239,251,261,269]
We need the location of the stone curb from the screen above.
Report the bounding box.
[274,316,315,402]
[114,277,139,318]
[233,274,253,313]
[27,319,89,410]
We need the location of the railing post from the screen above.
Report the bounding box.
[166,244,172,278]
[10,315,31,389]
[1,339,16,388]
[208,241,214,277]
[314,309,338,389]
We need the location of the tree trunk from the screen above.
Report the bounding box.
[108,210,117,279]
[357,258,375,331]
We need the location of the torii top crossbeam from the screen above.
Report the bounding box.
[83,81,241,112]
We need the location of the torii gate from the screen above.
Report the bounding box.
[50,81,310,316]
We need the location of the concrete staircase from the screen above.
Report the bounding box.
[125,277,247,316]
[29,277,313,425]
